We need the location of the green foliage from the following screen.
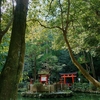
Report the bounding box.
[33,80,42,87]
[78,71,88,83]
[72,82,89,92]
[0,34,10,72]
[1,0,100,90]
[89,83,97,91]
[1,0,13,30]
[27,0,100,57]
[57,50,77,73]
[0,0,12,72]
[93,57,100,76]
[40,53,58,65]
[72,82,100,92]
[78,55,86,64]
[84,36,99,47]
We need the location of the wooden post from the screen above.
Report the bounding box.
[63,75,66,84]
[46,75,48,84]
[72,74,74,83]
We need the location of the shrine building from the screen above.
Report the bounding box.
[38,69,50,84]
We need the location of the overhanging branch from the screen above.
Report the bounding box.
[28,18,63,31]
[0,16,13,43]
[38,20,63,30]
[2,16,13,34]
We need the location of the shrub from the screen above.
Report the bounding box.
[72,82,89,92]
[89,83,97,91]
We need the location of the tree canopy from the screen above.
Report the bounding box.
[0,0,100,99]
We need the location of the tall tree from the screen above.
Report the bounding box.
[25,24,55,82]
[30,0,100,88]
[0,0,28,100]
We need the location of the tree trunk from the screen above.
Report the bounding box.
[90,55,96,79]
[82,51,89,73]
[33,54,37,82]
[0,0,28,100]
[63,32,100,88]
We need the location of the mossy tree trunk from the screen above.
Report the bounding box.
[0,0,28,100]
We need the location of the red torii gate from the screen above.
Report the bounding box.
[60,72,77,86]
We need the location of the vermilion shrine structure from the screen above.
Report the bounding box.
[38,69,50,84]
[60,72,77,86]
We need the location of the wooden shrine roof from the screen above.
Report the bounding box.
[38,69,50,75]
